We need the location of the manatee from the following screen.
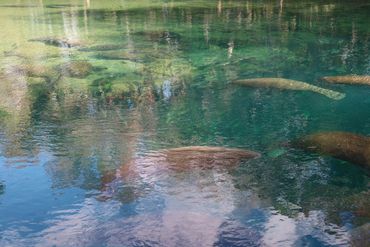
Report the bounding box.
[348,190,370,218]
[120,146,260,176]
[350,223,370,247]
[295,131,370,170]
[100,146,260,201]
[28,37,83,48]
[321,75,370,86]
[233,78,345,100]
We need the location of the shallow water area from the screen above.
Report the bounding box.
[0,0,369,246]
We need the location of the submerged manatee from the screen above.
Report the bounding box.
[120,146,260,177]
[233,78,345,100]
[321,75,370,86]
[101,146,260,201]
[350,223,370,247]
[296,132,370,170]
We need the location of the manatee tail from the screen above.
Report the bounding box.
[310,85,346,100]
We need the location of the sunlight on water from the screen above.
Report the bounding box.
[0,0,369,246]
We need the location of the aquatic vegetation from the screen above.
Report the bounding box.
[145,57,193,86]
[88,54,193,103]
[28,37,84,48]
[7,63,60,83]
[296,131,370,170]
[0,71,33,156]
[90,75,140,99]
[274,197,302,217]
[0,71,30,113]
[233,78,346,100]
[321,75,370,85]
[0,108,9,119]
[132,30,182,44]
[59,61,94,78]
[0,4,37,8]
[45,4,82,9]
[78,44,127,52]
[94,51,144,61]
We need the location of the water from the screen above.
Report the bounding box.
[0,0,369,246]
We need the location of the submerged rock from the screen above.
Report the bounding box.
[295,131,370,170]
[28,37,83,48]
[233,78,345,100]
[321,75,370,86]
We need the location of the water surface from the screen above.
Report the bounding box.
[0,0,369,246]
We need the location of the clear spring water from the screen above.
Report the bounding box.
[0,0,369,246]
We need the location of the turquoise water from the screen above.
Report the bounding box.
[0,0,369,246]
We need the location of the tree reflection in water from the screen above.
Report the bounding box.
[0,0,369,246]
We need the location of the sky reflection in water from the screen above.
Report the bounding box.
[0,0,369,246]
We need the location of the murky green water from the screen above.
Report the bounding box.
[0,0,369,246]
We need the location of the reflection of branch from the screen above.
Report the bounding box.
[280,0,284,14]
[0,181,5,195]
[217,0,222,16]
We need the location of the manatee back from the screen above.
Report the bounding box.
[322,75,370,85]
[233,78,307,90]
[298,132,370,169]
